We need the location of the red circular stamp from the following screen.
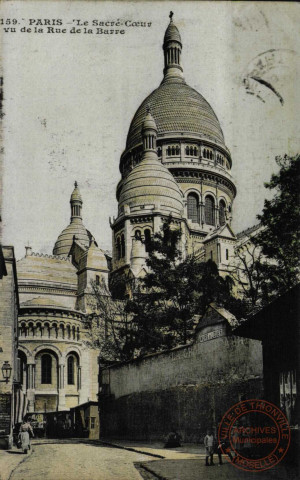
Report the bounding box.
[218,399,290,472]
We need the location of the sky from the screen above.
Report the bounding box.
[1,1,299,259]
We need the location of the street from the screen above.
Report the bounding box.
[9,440,151,480]
[3,439,298,480]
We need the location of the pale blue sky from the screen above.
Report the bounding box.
[2,1,299,259]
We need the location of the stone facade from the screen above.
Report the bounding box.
[99,305,263,441]
[0,246,20,448]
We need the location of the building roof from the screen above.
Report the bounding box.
[70,181,82,202]
[119,156,184,215]
[203,223,236,243]
[163,21,182,45]
[126,81,225,151]
[236,223,261,240]
[125,18,224,151]
[234,284,300,342]
[53,220,92,257]
[17,253,77,288]
[53,183,93,257]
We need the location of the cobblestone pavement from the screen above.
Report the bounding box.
[9,440,151,480]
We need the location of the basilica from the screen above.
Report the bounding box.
[15,14,254,418]
[110,13,237,291]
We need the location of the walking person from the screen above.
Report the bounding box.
[217,440,233,465]
[204,428,214,466]
[18,419,34,454]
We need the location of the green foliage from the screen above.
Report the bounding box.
[127,217,242,354]
[254,154,300,292]
[231,154,300,313]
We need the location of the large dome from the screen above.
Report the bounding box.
[126,81,225,151]
[119,156,183,215]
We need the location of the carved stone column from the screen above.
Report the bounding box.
[26,361,36,412]
[58,361,66,411]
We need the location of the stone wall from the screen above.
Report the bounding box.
[100,307,264,441]
[101,379,262,442]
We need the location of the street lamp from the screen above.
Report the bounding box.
[0,361,12,383]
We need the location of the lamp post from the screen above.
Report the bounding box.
[0,361,12,383]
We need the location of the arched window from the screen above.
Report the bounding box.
[116,237,121,260]
[67,356,75,385]
[59,324,64,339]
[203,149,207,158]
[219,200,226,226]
[121,234,125,258]
[171,146,175,156]
[176,146,180,155]
[205,195,215,225]
[210,151,213,160]
[186,146,190,155]
[167,146,171,156]
[135,230,141,240]
[157,147,162,157]
[194,147,198,156]
[187,193,199,223]
[41,354,52,384]
[144,229,151,252]
[53,323,58,339]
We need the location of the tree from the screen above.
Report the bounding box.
[254,154,300,294]
[230,232,271,311]
[127,217,242,354]
[230,154,300,311]
[85,278,135,364]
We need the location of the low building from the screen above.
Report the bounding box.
[70,401,99,440]
[0,245,22,449]
[234,285,299,463]
[99,305,263,442]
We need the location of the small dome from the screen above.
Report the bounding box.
[53,182,94,257]
[53,221,91,257]
[164,22,181,45]
[71,181,82,202]
[119,157,183,215]
[142,111,157,131]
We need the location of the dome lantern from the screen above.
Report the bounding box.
[141,106,158,154]
[163,12,183,83]
[70,181,82,221]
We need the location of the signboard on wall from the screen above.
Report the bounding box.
[0,394,11,435]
